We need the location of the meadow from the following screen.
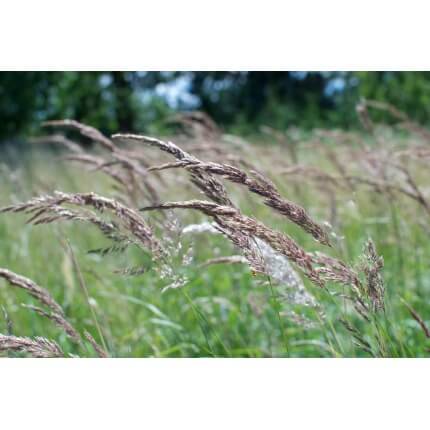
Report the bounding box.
[1,104,429,357]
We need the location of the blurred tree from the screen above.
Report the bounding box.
[187,71,334,128]
[351,71,430,123]
[1,71,430,144]
[0,71,171,141]
[0,72,60,139]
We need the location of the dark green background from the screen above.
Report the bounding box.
[1,71,430,142]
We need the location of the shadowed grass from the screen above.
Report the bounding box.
[1,126,429,357]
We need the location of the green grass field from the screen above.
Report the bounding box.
[1,125,429,357]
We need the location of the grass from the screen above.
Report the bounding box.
[0,116,429,357]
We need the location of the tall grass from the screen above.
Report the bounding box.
[0,105,429,357]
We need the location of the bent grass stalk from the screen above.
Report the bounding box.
[2,114,425,357]
[62,239,109,357]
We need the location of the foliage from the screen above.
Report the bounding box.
[1,121,429,357]
[2,72,430,143]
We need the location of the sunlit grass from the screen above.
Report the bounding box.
[1,134,429,357]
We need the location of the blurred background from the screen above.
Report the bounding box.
[1,70,430,358]
[1,71,430,143]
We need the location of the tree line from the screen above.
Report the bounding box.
[1,71,430,142]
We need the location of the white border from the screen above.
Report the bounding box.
[1,1,430,69]
[0,358,428,429]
